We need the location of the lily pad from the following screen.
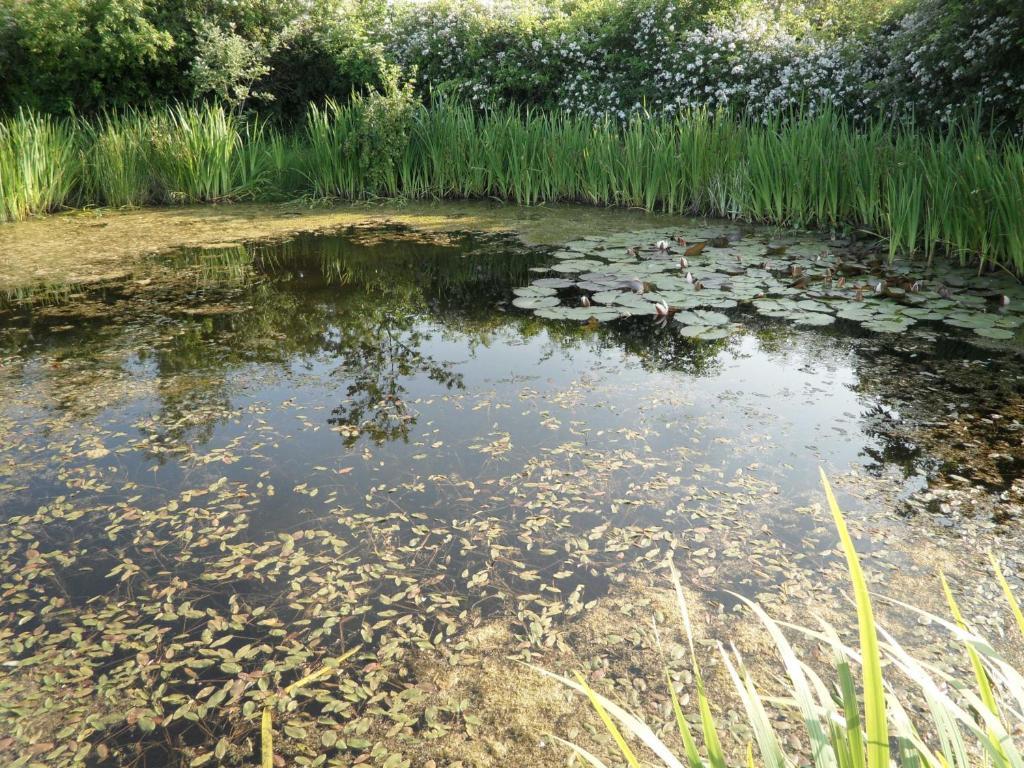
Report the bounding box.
[679,324,734,340]
[513,286,557,298]
[674,309,730,327]
[972,326,1015,340]
[512,295,560,309]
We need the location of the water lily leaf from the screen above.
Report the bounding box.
[532,278,576,289]
[513,296,560,309]
[674,309,729,327]
[591,290,625,305]
[861,319,913,333]
[972,326,1014,340]
[792,312,835,327]
[551,260,605,273]
[513,286,557,298]
[679,324,733,340]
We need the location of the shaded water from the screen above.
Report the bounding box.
[1,224,1022,766]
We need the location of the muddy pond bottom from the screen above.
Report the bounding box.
[1,223,1022,767]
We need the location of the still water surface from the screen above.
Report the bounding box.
[1,224,1021,765]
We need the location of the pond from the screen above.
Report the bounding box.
[1,216,1022,767]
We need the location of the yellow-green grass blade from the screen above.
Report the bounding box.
[261,706,273,768]
[877,622,1021,768]
[533,666,686,768]
[284,645,361,696]
[695,672,728,768]
[872,592,1024,719]
[720,643,791,768]
[550,735,613,768]
[736,593,838,768]
[575,672,641,768]
[670,562,726,768]
[940,573,1003,728]
[819,468,889,768]
[822,624,865,768]
[668,670,708,768]
[990,550,1024,640]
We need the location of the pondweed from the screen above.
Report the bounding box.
[2,103,1023,274]
[541,470,1024,768]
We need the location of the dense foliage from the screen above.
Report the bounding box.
[1,0,1022,129]
[3,103,1023,274]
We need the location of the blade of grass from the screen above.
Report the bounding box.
[940,573,1002,723]
[819,468,889,768]
[574,671,641,768]
[990,550,1024,640]
[261,706,273,768]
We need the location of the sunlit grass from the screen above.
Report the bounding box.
[541,470,1024,768]
[2,104,1023,274]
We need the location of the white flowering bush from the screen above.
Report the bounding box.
[379,0,1023,130]
[873,0,1024,128]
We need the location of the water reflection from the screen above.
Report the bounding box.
[2,225,1023,767]
[1,226,1021,517]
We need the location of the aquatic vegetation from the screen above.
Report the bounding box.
[549,471,1024,768]
[1,226,1022,767]
[2,104,1024,274]
[0,110,79,223]
[513,227,1024,344]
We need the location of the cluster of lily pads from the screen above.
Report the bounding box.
[513,228,1024,342]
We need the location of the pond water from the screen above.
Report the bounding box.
[1,222,1022,767]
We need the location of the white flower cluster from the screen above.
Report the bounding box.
[878,0,1023,125]
[381,0,1023,128]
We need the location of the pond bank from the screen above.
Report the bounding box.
[0,200,704,294]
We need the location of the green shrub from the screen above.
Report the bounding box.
[259,0,394,122]
[0,0,177,114]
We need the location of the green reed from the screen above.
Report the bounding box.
[2,102,1022,274]
[542,471,1024,768]
[0,109,80,222]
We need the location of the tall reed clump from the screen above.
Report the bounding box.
[541,470,1024,768]
[81,110,154,208]
[2,102,1023,274]
[0,110,80,222]
[148,104,253,203]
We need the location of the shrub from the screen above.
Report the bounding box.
[0,0,176,114]
[259,0,395,122]
[187,21,278,113]
[874,0,1024,129]
[304,79,420,198]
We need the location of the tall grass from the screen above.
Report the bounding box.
[541,470,1024,768]
[0,110,80,222]
[2,103,1023,274]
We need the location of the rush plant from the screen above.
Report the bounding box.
[542,470,1024,768]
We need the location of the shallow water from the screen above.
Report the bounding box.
[2,223,1022,766]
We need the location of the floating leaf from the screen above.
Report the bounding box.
[512,296,560,309]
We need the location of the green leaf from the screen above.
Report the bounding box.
[819,469,889,768]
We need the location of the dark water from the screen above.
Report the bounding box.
[1,225,1022,765]
[2,227,1019,525]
